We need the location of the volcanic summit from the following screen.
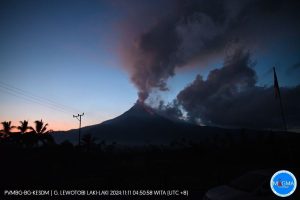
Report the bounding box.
[54,101,204,145]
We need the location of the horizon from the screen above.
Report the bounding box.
[1,0,300,131]
[3,100,300,133]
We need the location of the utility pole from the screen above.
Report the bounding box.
[73,113,84,146]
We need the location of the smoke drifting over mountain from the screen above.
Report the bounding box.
[120,0,300,101]
[117,0,300,128]
[177,49,300,129]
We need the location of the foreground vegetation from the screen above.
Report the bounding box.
[0,120,53,148]
[1,120,300,199]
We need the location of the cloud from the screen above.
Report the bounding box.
[177,49,300,129]
[119,0,300,101]
[291,62,300,70]
[156,99,183,121]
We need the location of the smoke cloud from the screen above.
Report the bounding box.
[177,49,300,129]
[119,0,300,101]
[157,100,183,121]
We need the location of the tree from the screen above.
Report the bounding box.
[30,119,49,134]
[29,120,54,147]
[17,120,31,134]
[16,120,34,147]
[0,121,15,137]
[81,133,97,152]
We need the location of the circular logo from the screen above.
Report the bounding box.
[270,170,297,197]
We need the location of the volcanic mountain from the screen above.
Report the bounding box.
[54,101,210,145]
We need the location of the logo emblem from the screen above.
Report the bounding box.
[270,170,297,197]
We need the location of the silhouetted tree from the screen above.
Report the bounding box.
[21,132,39,148]
[97,140,106,152]
[0,121,15,138]
[30,119,49,134]
[105,142,117,153]
[17,120,31,134]
[29,119,54,147]
[82,133,97,152]
[60,140,74,149]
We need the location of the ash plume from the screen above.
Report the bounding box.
[119,0,300,101]
[156,100,183,121]
[177,49,300,129]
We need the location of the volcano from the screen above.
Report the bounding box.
[53,101,216,145]
[101,101,176,126]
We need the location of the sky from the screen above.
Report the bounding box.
[1,0,300,131]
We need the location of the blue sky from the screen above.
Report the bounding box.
[0,0,137,130]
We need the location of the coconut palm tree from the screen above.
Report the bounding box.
[15,120,33,147]
[30,119,54,147]
[0,121,15,137]
[17,120,31,134]
[30,119,49,134]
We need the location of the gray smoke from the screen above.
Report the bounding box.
[177,49,300,129]
[121,0,300,101]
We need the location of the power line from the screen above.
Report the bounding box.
[0,81,80,113]
[0,87,71,115]
[0,86,71,115]
[0,81,81,115]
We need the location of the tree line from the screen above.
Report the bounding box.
[0,120,53,147]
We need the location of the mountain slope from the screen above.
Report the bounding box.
[53,101,220,145]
